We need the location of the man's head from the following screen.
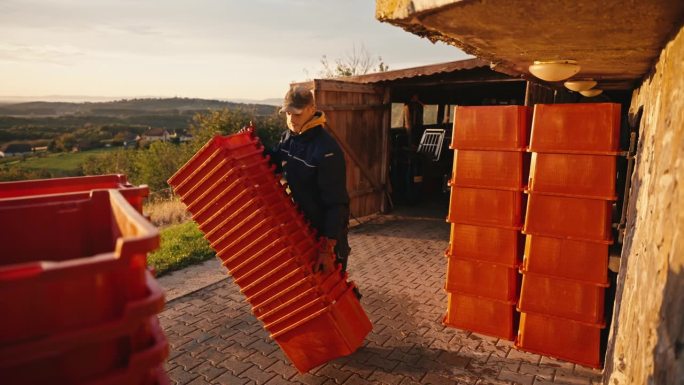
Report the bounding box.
[280,85,316,133]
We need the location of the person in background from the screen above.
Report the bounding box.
[247,85,352,276]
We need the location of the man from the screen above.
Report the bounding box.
[263,85,351,274]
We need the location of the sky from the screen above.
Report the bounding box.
[0,0,469,101]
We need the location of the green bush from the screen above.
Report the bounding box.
[148,221,215,276]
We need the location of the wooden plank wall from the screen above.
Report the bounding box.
[312,79,388,218]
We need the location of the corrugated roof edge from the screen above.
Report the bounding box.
[334,57,492,84]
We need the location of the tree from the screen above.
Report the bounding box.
[316,44,389,78]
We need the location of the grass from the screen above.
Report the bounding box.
[148,220,216,276]
[144,196,192,229]
[5,148,116,176]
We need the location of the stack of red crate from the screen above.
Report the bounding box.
[517,103,622,368]
[167,132,371,373]
[443,105,531,340]
[0,188,169,385]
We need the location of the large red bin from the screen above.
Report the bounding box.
[529,103,621,155]
[451,150,529,191]
[0,189,160,345]
[448,186,525,229]
[1,273,167,384]
[0,174,149,213]
[444,291,517,340]
[445,254,519,302]
[447,223,523,267]
[528,152,617,199]
[516,311,603,368]
[523,193,614,243]
[518,272,607,325]
[267,285,372,373]
[523,234,609,285]
[451,105,531,151]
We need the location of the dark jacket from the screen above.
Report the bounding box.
[269,124,349,241]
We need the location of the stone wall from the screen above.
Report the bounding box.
[606,25,684,385]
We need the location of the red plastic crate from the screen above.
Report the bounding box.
[529,103,621,155]
[230,242,318,288]
[0,174,148,213]
[180,161,280,213]
[259,277,349,325]
[523,193,614,243]
[518,271,606,325]
[445,255,519,302]
[0,190,159,345]
[447,223,523,267]
[516,311,603,368]
[528,152,617,199]
[167,132,263,189]
[219,224,315,268]
[451,150,529,191]
[523,235,609,285]
[451,105,531,151]
[268,285,372,373]
[2,312,168,385]
[444,292,517,340]
[447,186,525,229]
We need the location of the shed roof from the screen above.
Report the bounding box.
[337,58,495,84]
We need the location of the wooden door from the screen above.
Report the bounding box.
[311,79,389,218]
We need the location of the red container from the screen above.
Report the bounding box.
[451,150,529,191]
[218,224,315,267]
[267,285,372,373]
[523,193,613,243]
[447,186,524,229]
[167,132,263,189]
[451,105,531,151]
[528,152,617,199]
[444,292,517,340]
[252,268,346,318]
[258,276,348,325]
[2,311,168,385]
[445,255,519,302]
[518,272,606,325]
[230,241,318,288]
[516,311,603,368]
[0,174,148,213]
[0,190,159,345]
[529,103,621,155]
[180,161,279,214]
[523,234,609,285]
[447,223,523,267]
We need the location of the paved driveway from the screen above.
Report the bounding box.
[159,213,602,385]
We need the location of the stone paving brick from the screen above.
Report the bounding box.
[187,376,212,385]
[498,369,535,385]
[163,214,604,385]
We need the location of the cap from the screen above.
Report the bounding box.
[280,85,314,114]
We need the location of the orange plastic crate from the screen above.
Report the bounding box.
[0,174,148,213]
[2,304,168,385]
[448,186,525,228]
[167,132,263,188]
[518,272,606,325]
[445,255,519,302]
[230,241,318,288]
[528,152,617,199]
[451,105,531,151]
[252,269,347,318]
[451,150,530,191]
[447,223,523,267]
[444,292,517,340]
[523,235,609,285]
[0,190,159,345]
[523,193,613,243]
[517,311,603,368]
[529,103,621,155]
[259,277,349,325]
[267,285,371,373]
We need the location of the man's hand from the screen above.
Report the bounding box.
[314,238,337,274]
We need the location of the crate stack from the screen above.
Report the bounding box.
[167,132,371,373]
[0,182,169,385]
[517,103,622,368]
[443,105,531,340]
